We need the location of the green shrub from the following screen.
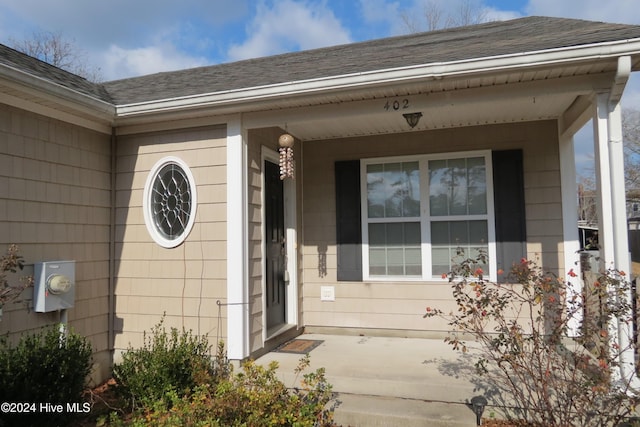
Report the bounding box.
[111,354,336,427]
[112,317,222,410]
[110,318,336,425]
[0,325,93,426]
[210,355,334,427]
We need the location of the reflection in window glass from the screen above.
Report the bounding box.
[429,157,486,216]
[367,162,420,218]
[366,161,421,276]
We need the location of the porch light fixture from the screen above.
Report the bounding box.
[470,395,488,426]
[403,112,423,129]
[278,133,295,180]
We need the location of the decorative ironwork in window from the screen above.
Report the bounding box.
[143,157,197,248]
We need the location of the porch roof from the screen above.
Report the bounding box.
[102,16,640,106]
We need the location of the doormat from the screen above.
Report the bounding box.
[275,339,324,354]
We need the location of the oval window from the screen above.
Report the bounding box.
[143,157,197,248]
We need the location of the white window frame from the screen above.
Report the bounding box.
[360,150,496,281]
[143,156,198,248]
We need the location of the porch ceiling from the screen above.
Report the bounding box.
[245,61,620,141]
[279,88,572,141]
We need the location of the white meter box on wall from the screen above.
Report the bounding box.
[33,261,75,312]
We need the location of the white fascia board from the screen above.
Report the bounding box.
[0,62,116,120]
[115,38,640,118]
[2,90,113,134]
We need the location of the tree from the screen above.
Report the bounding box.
[576,108,640,225]
[401,0,489,33]
[622,108,640,206]
[578,181,598,226]
[9,30,102,82]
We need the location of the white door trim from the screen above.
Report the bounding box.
[261,146,298,343]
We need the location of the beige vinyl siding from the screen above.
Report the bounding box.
[247,128,284,352]
[300,120,563,336]
[0,104,112,382]
[114,126,227,357]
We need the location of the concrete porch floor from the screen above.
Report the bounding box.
[255,332,502,427]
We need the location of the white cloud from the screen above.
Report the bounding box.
[0,0,249,48]
[227,0,352,61]
[101,44,208,81]
[0,0,249,79]
[525,0,640,24]
[482,7,522,22]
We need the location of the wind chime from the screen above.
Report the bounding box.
[278,133,295,180]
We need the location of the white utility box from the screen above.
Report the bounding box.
[320,286,335,301]
[33,260,75,312]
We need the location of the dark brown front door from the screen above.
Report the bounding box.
[265,160,286,329]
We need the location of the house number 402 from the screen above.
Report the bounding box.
[383,98,410,111]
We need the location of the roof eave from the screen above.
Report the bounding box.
[115,37,640,119]
[0,62,116,123]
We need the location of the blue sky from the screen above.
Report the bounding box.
[1,0,638,81]
[1,0,639,172]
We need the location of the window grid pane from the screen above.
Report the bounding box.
[430,220,488,277]
[368,222,422,276]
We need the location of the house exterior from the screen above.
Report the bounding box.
[2,16,640,384]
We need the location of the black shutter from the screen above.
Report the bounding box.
[492,150,527,279]
[335,160,362,281]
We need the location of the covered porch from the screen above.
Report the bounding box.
[227,46,638,369]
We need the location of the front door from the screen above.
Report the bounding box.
[265,160,286,329]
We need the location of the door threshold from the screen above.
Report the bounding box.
[266,323,296,341]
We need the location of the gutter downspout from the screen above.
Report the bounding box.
[606,56,638,386]
[108,128,117,365]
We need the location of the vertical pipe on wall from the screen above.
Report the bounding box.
[593,92,615,269]
[108,128,117,359]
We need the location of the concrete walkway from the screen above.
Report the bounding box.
[255,333,501,426]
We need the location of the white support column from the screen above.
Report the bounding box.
[558,130,581,335]
[592,55,637,385]
[593,92,616,269]
[226,116,249,360]
[608,88,636,385]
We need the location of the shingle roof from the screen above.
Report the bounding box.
[3,16,640,108]
[0,44,112,102]
[102,16,640,105]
